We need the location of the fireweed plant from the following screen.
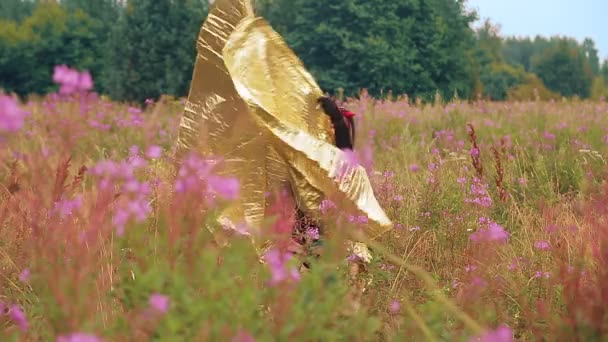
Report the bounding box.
[0,67,608,341]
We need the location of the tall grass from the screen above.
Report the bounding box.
[2,71,608,341]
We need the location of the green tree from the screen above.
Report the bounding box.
[502,37,535,71]
[61,0,120,94]
[0,0,36,22]
[103,0,207,102]
[476,20,503,62]
[0,1,101,96]
[601,59,608,81]
[591,77,608,100]
[531,40,594,98]
[582,38,600,75]
[258,0,477,100]
[471,20,530,100]
[479,63,526,100]
[501,36,599,78]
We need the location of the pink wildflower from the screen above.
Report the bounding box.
[470,219,508,243]
[389,300,400,313]
[470,148,480,158]
[53,195,84,219]
[9,305,28,332]
[534,240,551,251]
[53,65,93,94]
[79,72,94,91]
[128,106,141,114]
[149,293,170,314]
[173,154,214,193]
[57,333,103,342]
[471,276,488,289]
[0,94,29,133]
[129,145,140,156]
[207,175,239,200]
[319,199,336,214]
[470,324,513,342]
[305,227,320,240]
[465,265,477,272]
[545,224,559,233]
[357,215,369,224]
[145,145,162,159]
[566,224,578,233]
[542,131,556,140]
[232,331,256,342]
[464,178,493,208]
[347,254,362,262]
[264,248,300,285]
[19,268,30,283]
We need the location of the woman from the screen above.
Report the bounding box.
[291,95,359,268]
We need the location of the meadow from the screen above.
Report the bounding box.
[2,68,608,341]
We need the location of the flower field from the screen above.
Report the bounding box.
[2,69,608,341]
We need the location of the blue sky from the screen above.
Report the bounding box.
[466,0,608,61]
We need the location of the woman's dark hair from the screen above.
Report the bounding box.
[317,96,355,150]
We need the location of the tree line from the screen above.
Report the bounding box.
[1,0,607,103]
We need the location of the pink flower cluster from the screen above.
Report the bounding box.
[149,293,170,314]
[464,178,493,208]
[470,217,509,243]
[174,153,239,201]
[470,324,513,342]
[319,199,337,214]
[57,333,102,342]
[89,154,153,236]
[53,65,94,94]
[263,248,300,286]
[348,215,369,224]
[0,94,29,133]
[53,195,84,219]
[0,302,28,332]
[534,240,551,251]
[534,271,550,279]
[116,107,144,128]
[305,227,320,240]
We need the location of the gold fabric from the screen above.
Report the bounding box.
[177,0,392,251]
[176,0,266,244]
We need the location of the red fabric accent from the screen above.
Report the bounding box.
[339,107,356,118]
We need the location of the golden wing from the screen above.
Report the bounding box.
[176,0,269,243]
[177,0,392,250]
[223,17,393,239]
[176,0,255,155]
